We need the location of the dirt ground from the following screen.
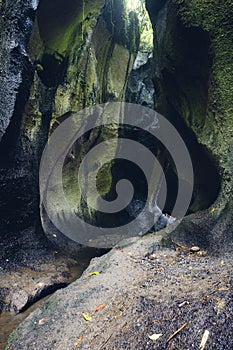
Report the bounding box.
[5,230,232,350]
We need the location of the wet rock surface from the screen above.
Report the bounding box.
[7,232,233,350]
[0,227,91,315]
[0,257,77,314]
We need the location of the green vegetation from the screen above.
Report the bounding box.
[5,331,14,350]
[38,0,105,56]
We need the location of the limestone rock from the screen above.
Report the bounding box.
[11,290,28,313]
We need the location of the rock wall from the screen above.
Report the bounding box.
[146,0,233,253]
[1,0,232,255]
[0,0,139,255]
[0,0,40,233]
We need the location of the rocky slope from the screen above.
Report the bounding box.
[6,231,233,350]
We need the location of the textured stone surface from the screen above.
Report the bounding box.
[146,0,233,253]
[10,291,29,313]
[6,232,233,350]
[0,0,140,256]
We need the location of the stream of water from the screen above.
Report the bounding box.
[0,263,85,350]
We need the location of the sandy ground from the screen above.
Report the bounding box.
[5,230,233,350]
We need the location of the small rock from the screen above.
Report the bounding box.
[190,246,200,253]
[11,290,28,313]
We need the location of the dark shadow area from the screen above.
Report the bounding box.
[35,53,67,87]
[37,0,82,45]
[159,25,221,212]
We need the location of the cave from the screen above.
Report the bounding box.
[0,0,233,348]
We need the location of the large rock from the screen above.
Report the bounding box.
[10,290,29,313]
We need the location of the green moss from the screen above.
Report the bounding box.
[172,0,233,119]
[38,0,105,56]
[41,294,59,313]
[96,161,113,196]
[107,44,132,100]
[173,0,233,187]
[5,331,14,350]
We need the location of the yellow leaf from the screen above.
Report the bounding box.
[94,304,105,312]
[148,333,163,341]
[82,313,92,321]
[211,208,216,213]
[52,233,57,238]
[88,271,100,277]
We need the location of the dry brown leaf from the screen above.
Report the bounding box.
[94,304,105,312]
[114,310,123,318]
[72,335,83,349]
[215,298,226,315]
[173,241,188,249]
[219,287,229,291]
[38,318,47,325]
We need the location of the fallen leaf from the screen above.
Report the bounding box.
[166,322,187,343]
[178,301,189,308]
[173,241,188,250]
[52,233,57,238]
[219,287,229,291]
[220,260,226,267]
[114,310,123,318]
[82,313,92,321]
[94,304,105,312]
[190,246,200,253]
[38,318,47,325]
[88,271,100,277]
[199,330,209,350]
[214,298,226,315]
[148,333,163,341]
[72,335,83,349]
[197,250,207,257]
[210,207,216,213]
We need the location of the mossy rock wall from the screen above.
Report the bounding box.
[147,0,233,252]
[0,0,140,254]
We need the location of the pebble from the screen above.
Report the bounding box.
[11,290,28,313]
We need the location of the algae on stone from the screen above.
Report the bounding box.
[146,0,233,252]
